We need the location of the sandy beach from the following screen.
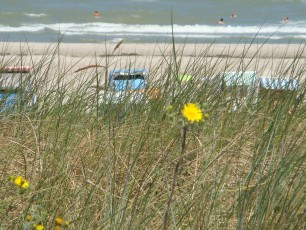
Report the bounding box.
[2,42,305,58]
[1,42,305,89]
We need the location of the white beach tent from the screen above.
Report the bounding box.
[220,71,258,99]
[218,71,258,110]
[221,71,257,87]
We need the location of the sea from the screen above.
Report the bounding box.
[0,0,306,44]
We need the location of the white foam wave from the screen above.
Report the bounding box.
[130,14,141,18]
[0,24,45,32]
[63,32,288,40]
[130,0,159,2]
[1,22,306,37]
[292,35,306,39]
[24,13,47,17]
[111,38,125,43]
[46,22,306,34]
[45,23,306,34]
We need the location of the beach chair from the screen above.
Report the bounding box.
[0,66,34,114]
[109,69,147,92]
[259,77,299,91]
[221,71,257,87]
[219,71,257,108]
[258,76,300,101]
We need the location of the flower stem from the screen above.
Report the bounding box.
[163,125,188,230]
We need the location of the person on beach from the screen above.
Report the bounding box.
[218,18,224,24]
[231,12,237,18]
[93,11,100,17]
[282,16,289,22]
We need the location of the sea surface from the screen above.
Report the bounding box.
[0,0,306,44]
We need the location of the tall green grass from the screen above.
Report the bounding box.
[0,40,305,229]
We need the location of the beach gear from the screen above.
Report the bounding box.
[0,66,34,113]
[219,71,258,111]
[177,74,192,82]
[259,77,299,90]
[221,71,257,86]
[109,69,147,91]
[0,66,32,73]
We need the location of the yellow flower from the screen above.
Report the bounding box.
[166,105,174,111]
[181,103,203,123]
[55,217,63,226]
[36,224,44,230]
[33,224,44,230]
[54,226,61,230]
[26,215,32,222]
[12,176,29,189]
[63,221,70,227]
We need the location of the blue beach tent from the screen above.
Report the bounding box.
[108,68,147,91]
[0,66,34,113]
[0,92,17,112]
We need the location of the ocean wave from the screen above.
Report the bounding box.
[129,0,159,2]
[111,38,125,43]
[40,22,306,34]
[63,33,291,40]
[130,14,141,18]
[24,13,47,17]
[1,22,306,37]
[0,24,45,32]
[292,35,306,39]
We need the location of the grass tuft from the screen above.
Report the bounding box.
[0,39,305,229]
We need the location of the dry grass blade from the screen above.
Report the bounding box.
[112,39,124,54]
[74,64,105,73]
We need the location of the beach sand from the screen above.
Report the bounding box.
[0,42,305,90]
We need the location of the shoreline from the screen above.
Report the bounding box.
[1,42,305,58]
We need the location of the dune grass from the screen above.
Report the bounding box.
[0,40,305,229]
